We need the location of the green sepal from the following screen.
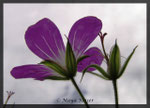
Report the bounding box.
[80,71,110,82]
[108,40,121,79]
[81,64,111,82]
[65,39,77,77]
[117,45,138,78]
[44,76,69,80]
[40,60,68,77]
[77,55,89,64]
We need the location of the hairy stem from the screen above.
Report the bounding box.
[99,33,109,66]
[71,77,89,108]
[3,96,10,108]
[112,80,119,108]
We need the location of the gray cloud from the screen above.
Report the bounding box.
[4,3,146,104]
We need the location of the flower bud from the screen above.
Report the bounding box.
[108,40,121,79]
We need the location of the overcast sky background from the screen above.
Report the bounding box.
[4,4,146,104]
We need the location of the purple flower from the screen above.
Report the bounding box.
[11,16,104,81]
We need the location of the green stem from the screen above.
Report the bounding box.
[3,96,10,108]
[71,77,89,108]
[112,80,119,108]
[100,35,109,66]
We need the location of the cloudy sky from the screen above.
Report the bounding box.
[4,3,146,104]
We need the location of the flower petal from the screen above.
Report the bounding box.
[25,18,65,65]
[77,47,104,72]
[11,64,61,81]
[68,16,102,58]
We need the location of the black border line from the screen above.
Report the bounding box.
[1,0,149,108]
[0,0,3,108]
[1,0,150,3]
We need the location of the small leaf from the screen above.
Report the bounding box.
[40,60,67,77]
[117,45,138,78]
[65,39,77,77]
[81,64,110,82]
[44,76,69,80]
[108,40,121,79]
[77,55,89,64]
